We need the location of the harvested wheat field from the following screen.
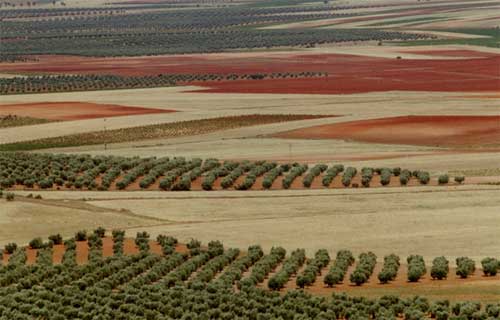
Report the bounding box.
[273,115,500,148]
[0,101,174,121]
[11,184,497,262]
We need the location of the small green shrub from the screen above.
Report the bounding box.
[481,257,499,276]
[48,234,63,245]
[4,242,17,254]
[407,255,426,282]
[93,226,106,238]
[454,176,465,184]
[74,230,87,241]
[431,256,449,280]
[456,257,475,278]
[29,237,44,249]
[438,174,449,185]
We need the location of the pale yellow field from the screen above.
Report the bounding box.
[6,184,500,263]
[0,197,159,248]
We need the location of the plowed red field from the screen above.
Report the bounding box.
[273,115,500,147]
[1,51,498,94]
[0,102,174,121]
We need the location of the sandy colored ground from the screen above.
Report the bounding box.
[0,101,174,121]
[0,197,160,248]
[0,73,24,79]
[6,184,500,263]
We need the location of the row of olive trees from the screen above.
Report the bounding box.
[0,72,326,95]
[324,250,355,287]
[238,247,287,290]
[350,252,377,285]
[378,254,400,283]
[1,152,466,191]
[268,249,306,290]
[296,249,330,288]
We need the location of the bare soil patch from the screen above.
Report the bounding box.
[273,115,500,148]
[0,102,174,121]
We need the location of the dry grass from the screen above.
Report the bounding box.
[0,115,53,128]
[0,197,159,247]
[8,184,500,262]
[93,186,500,262]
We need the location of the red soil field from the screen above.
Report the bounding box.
[0,102,174,121]
[192,53,500,94]
[273,115,500,148]
[1,50,498,94]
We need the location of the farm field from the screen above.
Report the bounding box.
[0,0,499,314]
[273,115,500,148]
[0,101,175,121]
